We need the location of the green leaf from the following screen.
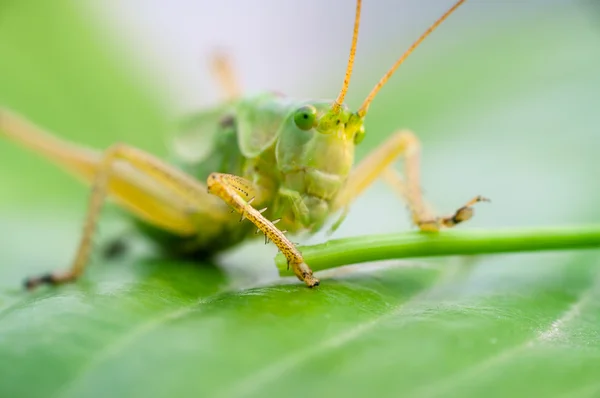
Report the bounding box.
[1,2,600,398]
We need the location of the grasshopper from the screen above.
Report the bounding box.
[0,0,488,290]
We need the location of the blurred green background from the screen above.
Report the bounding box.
[0,1,599,397]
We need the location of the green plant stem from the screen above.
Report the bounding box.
[275,225,600,276]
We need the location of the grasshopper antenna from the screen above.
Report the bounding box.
[358,0,467,117]
[333,0,362,112]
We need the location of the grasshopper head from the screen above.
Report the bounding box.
[276,0,467,230]
[277,0,467,174]
[275,100,364,230]
[276,100,363,181]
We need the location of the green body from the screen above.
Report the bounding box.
[136,92,365,257]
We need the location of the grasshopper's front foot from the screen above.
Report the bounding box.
[24,271,77,291]
[290,260,320,288]
[417,195,490,232]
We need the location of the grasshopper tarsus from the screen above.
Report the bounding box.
[441,195,491,228]
[414,195,491,231]
[23,271,74,291]
[302,270,320,288]
[23,275,49,290]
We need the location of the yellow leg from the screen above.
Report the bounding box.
[0,107,205,235]
[334,130,489,231]
[207,172,320,287]
[24,143,225,290]
[210,51,241,101]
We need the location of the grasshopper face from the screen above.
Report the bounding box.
[277,101,364,173]
[274,100,365,228]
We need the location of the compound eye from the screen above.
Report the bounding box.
[354,125,365,144]
[293,105,317,131]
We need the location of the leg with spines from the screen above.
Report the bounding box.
[207,172,319,287]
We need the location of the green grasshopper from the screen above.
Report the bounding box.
[0,0,487,290]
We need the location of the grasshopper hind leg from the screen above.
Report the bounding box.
[22,142,230,290]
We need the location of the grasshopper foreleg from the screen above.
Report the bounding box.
[333,130,489,232]
[207,172,319,288]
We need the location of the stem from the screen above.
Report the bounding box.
[275,225,600,276]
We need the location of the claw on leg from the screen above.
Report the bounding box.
[24,271,77,290]
[441,195,490,228]
[290,260,320,288]
[418,195,490,231]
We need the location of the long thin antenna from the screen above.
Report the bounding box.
[333,0,362,112]
[358,0,466,117]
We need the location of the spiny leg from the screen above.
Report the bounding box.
[207,172,319,287]
[333,129,489,232]
[210,51,241,101]
[24,143,224,290]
